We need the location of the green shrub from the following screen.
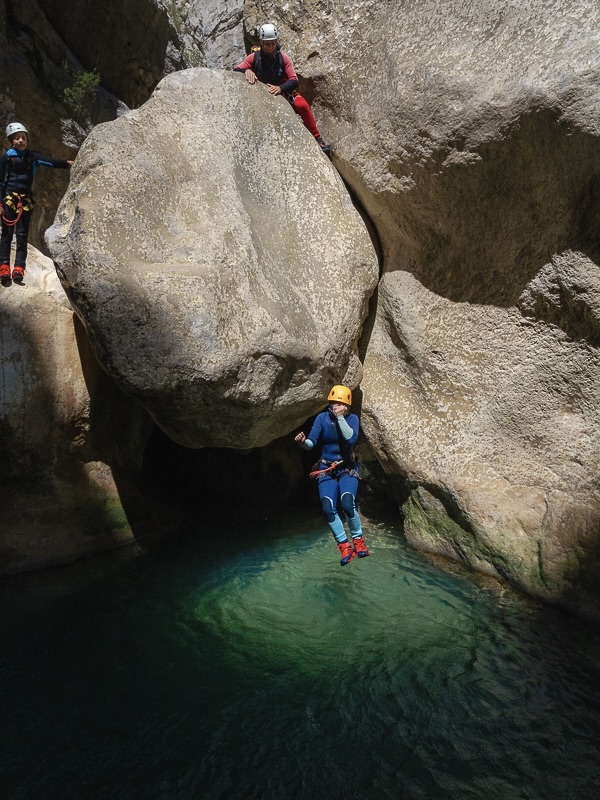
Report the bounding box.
[62,63,101,122]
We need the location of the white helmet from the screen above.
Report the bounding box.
[6,122,28,140]
[259,23,278,41]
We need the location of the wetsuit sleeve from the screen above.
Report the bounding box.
[336,415,354,441]
[233,54,255,73]
[301,413,324,449]
[337,414,359,445]
[279,53,299,93]
[32,152,70,169]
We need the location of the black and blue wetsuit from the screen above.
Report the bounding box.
[0,148,70,269]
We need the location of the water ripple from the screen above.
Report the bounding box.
[1,515,600,799]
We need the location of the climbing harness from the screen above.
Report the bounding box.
[251,47,299,103]
[1,192,33,226]
[309,459,343,480]
[1,147,35,227]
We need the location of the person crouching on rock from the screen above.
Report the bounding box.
[295,384,370,566]
[0,122,73,287]
[233,22,331,158]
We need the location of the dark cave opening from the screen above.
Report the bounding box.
[136,421,400,541]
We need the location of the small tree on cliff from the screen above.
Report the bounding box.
[62,62,101,128]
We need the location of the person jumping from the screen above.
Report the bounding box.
[295,385,370,566]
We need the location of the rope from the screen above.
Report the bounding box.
[1,194,25,226]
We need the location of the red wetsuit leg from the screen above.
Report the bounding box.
[291,94,320,138]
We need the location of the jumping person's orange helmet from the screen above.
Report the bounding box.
[327,385,352,405]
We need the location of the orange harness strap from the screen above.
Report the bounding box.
[309,460,343,480]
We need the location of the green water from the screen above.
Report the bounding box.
[2,513,600,799]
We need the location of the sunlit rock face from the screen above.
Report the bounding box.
[200,0,246,68]
[244,0,600,612]
[361,270,600,610]
[0,249,154,575]
[47,68,378,449]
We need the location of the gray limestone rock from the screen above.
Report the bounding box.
[47,67,378,449]
[37,0,247,105]
[361,270,600,609]
[245,0,600,612]
[0,248,154,575]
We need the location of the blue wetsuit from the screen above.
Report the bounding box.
[301,407,363,543]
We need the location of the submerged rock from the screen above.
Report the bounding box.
[47,67,378,449]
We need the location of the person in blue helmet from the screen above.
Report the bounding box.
[295,384,370,565]
[0,121,73,286]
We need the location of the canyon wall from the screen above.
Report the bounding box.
[4,0,600,616]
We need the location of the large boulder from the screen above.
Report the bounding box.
[47,67,379,449]
[0,248,154,575]
[361,270,600,611]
